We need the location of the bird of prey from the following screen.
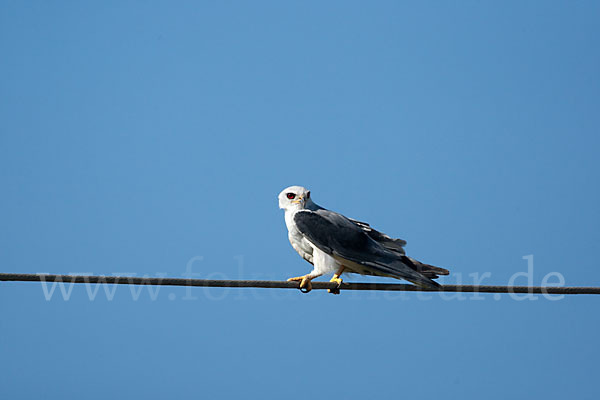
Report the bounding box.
[278,185,449,293]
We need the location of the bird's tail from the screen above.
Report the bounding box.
[405,273,442,289]
[370,256,445,289]
[404,256,450,280]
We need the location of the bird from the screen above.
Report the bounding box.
[278,185,449,294]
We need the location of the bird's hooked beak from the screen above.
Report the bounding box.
[291,195,304,204]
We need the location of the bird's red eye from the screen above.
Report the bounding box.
[286,193,295,200]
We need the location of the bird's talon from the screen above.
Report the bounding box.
[287,275,313,293]
[300,277,312,293]
[328,277,343,294]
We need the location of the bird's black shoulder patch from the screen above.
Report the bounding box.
[294,210,369,253]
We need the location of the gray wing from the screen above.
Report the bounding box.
[294,210,440,288]
[307,200,407,254]
[348,218,407,255]
[347,217,448,279]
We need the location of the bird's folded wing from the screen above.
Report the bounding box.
[293,210,439,288]
[348,217,407,255]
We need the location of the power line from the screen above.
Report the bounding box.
[1,273,599,294]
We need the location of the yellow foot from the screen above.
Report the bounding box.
[328,276,343,294]
[287,275,313,293]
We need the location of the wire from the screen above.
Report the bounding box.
[1,273,599,294]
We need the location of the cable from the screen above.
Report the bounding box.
[1,273,599,294]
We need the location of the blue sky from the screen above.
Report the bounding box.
[1,1,599,399]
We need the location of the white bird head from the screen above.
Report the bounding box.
[278,185,311,211]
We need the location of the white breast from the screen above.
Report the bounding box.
[284,210,314,264]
